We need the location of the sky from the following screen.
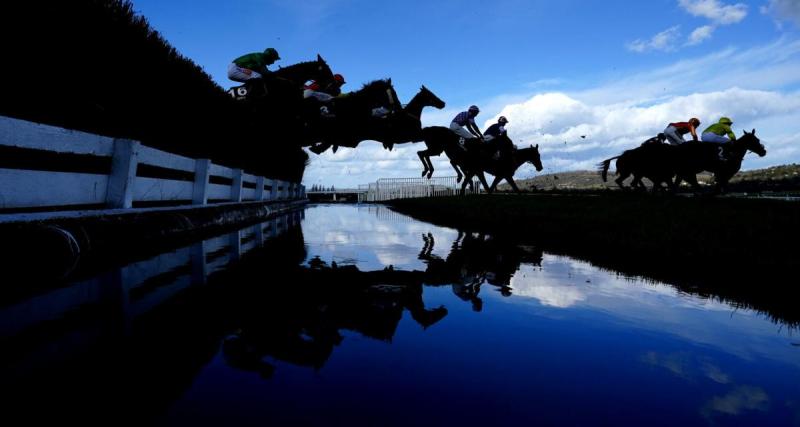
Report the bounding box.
[130,0,800,188]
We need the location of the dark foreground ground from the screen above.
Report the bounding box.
[389,194,800,325]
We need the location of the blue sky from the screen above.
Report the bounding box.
[131,0,800,187]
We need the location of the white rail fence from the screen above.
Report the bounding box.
[0,115,305,211]
[0,211,301,347]
[358,176,483,202]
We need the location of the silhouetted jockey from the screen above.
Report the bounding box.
[483,116,508,142]
[484,116,512,161]
[640,133,667,146]
[304,73,346,117]
[450,105,484,145]
[663,117,701,145]
[227,48,280,82]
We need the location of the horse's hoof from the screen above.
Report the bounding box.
[427,172,433,179]
[421,170,428,177]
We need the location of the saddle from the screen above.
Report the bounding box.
[227,79,269,101]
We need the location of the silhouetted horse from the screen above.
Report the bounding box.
[599,143,678,192]
[673,130,766,193]
[307,85,446,154]
[418,127,543,193]
[600,130,766,193]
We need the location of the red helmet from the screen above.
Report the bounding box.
[333,74,346,84]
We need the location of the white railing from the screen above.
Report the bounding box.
[0,115,305,211]
[358,176,483,202]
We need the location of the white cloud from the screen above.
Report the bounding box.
[678,0,748,25]
[688,25,715,45]
[674,1,747,46]
[627,26,681,53]
[763,0,800,27]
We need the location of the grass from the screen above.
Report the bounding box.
[503,163,800,194]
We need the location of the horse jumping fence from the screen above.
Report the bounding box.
[0,115,305,213]
[358,176,483,202]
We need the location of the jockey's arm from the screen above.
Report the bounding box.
[690,124,699,141]
[724,125,736,141]
[467,122,484,139]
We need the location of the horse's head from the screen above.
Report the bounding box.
[519,143,544,172]
[419,85,446,109]
[314,54,335,87]
[741,129,767,157]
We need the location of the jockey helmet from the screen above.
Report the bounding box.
[468,105,480,113]
[689,117,700,126]
[333,74,346,84]
[498,116,509,124]
[263,48,280,60]
[719,117,733,125]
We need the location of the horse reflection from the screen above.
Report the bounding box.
[222,258,447,377]
[417,232,543,310]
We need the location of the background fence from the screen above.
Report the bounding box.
[0,115,305,212]
[358,176,483,202]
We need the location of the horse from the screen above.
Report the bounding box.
[307,85,446,154]
[673,129,766,193]
[599,130,766,194]
[226,54,334,101]
[458,141,544,194]
[418,127,543,193]
[302,79,402,152]
[599,143,678,192]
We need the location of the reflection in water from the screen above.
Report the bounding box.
[222,257,447,377]
[1,204,799,426]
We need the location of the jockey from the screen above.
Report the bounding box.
[450,105,484,143]
[663,118,700,145]
[303,73,346,102]
[227,48,280,82]
[483,116,508,142]
[484,116,512,161]
[702,117,736,161]
[702,117,736,143]
[304,74,346,117]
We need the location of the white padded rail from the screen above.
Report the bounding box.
[0,168,107,208]
[134,177,193,202]
[137,145,196,173]
[0,116,114,157]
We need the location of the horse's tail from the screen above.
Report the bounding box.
[598,156,620,182]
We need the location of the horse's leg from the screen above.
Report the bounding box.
[417,150,430,177]
[460,171,474,195]
[507,177,522,193]
[476,172,491,193]
[615,170,631,189]
[488,176,502,193]
[451,161,463,183]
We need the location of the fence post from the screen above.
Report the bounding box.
[255,176,265,201]
[106,138,140,209]
[269,179,278,200]
[231,168,243,202]
[193,159,211,205]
